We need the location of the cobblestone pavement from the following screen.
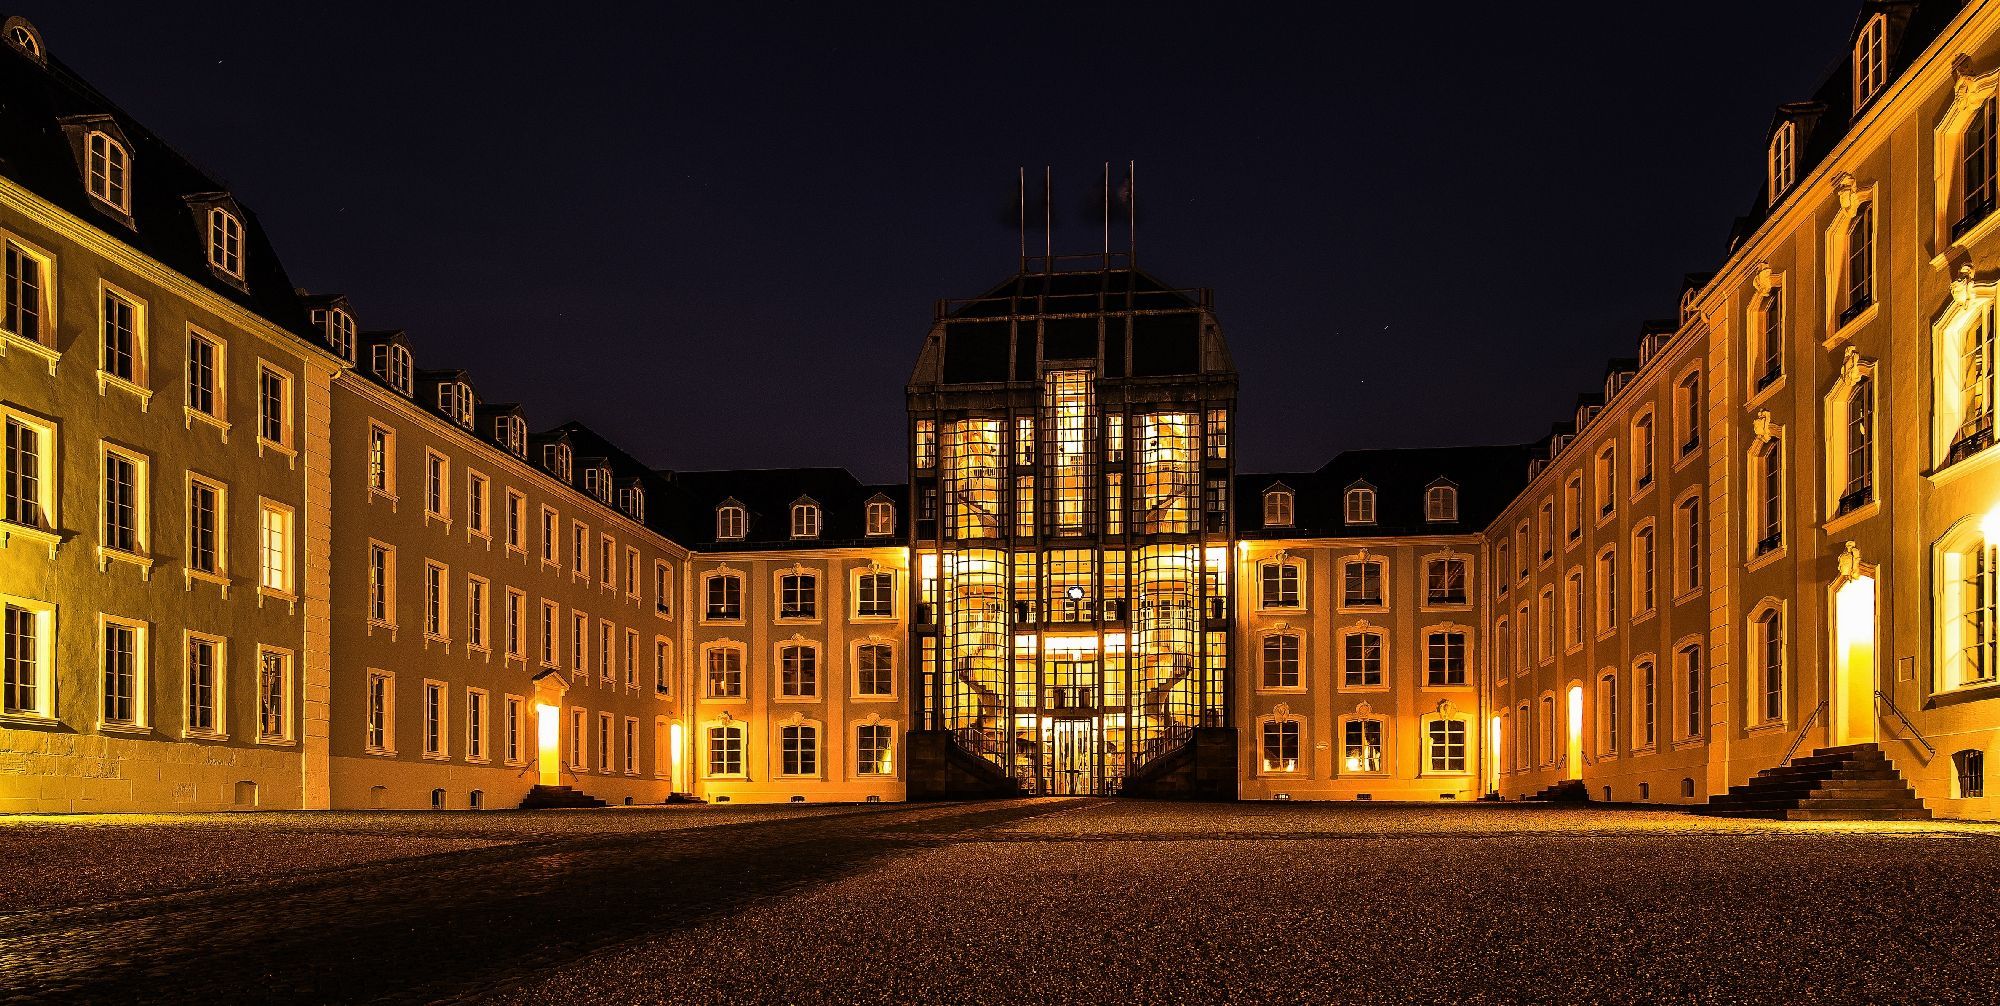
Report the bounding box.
[5,801,2000,1004]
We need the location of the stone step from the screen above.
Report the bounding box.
[1783,807,1933,821]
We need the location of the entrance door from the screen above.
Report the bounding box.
[1565,684,1584,781]
[1049,719,1097,795]
[1832,574,1878,747]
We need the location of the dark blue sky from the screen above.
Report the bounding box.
[34,3,1858,482]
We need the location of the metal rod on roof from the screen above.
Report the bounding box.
[1018,166,1026,273]
[1128,160,1137,264]
[1044,165,1052,267]
[1102,160,1110,266]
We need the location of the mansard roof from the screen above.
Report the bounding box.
[1237,443,1535,540]
[665,467,906,550]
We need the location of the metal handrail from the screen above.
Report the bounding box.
[1876,690,1937,760]
[1781,699,1827,766]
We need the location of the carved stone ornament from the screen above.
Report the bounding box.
[1272,702,1293,718]
[1954,264,1978,306]
[1834,172,1860,212]
[1750,261,1776,295]
[1355,701,1374,717]
[1437,699,1456,717]
[1839,346,1865,387]
[1838,540,1863,582]
[1753,410,1776,444]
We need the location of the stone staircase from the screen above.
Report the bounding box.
[1698,743,1930,821]
[519,784,608,809]
[1523,779,1589,803]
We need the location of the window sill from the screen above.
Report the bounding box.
[257,438,297,469]
[1256,685,1309,695]
[0,712,58,729]
[1745,546,1787,575]
[1746,374,1787,411]
[1822,499,1880,536]
[183,730,229,743]
[1673,587,1702,607]
[97,546,155,578]
[1927,440,2000,487]
[97,371,154,410]
[852,693,897,702]
[185,407,231,441]
[1745,720,1788,738]
[1940,205,2000,265]
[0,520,65,557]
[1823,299,1879,349]
[421,753,450,763]
[1420,682,1473,691]
[1630,478,1656,506]
[850,613,897,623]
[1671,736,1706,752]
[699,695,746,704]
[98,723,152,737]
[365,746,398,758]
[1926,681,2000,710]
[1630,607,1657,627]
[0,330,60,373]
[775,616,823,626]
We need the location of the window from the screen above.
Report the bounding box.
[1537,500,1555,561]
[654,638,673,696]
[1565,570,1584,649]
[466,689,487,761]
[2,598,54,719]
[706,646,743,698]
[425,562,448,640]
[1260,633,1300,690]
[1959,96,1999,239]
[780,643,818,698]
[1425,630,1466,686]
[258,500,292,594]
[1259,719,1300,774]
[1262,489,1293,527]
[367,544,395,625]
[1955,749,1986,799]
[1260,560,1301,609]
[1754,286,1784,391]
[625,547,641,599]
[1839,201,1876,326]
[1854,13,1887,110]
[856,723,894,775]
[1636,660,1657,749]
[257,365,291,449]
[425,452,448,521]
[856,643,894,697]
[505,696,525,764]
[780,572,817,619]
[571,522,587,577]
[1342,558,1383,607]
[1677,495,1703,596]
[781,723,819,776]
[86,131,130,211]
[497,415,527,458]
[101,445,146,555]
[1633,525,1656,616]
[790,501,820,539]
[316,307,356,363]
[598,620,614,683]
[1537,587,1555,662]
[1206,408,1229,460]
[257,648,290,742]
[185,634,221,735]
[655,560,674,616]
[365,670,393,753]
[708,724,745,776]
[1675,369,1703,456]
[3,239,51,347]
[1752,437,1784,558]
[1597,673,1620,757]
[1632,411,1655,491]
[866,499,895,536]
[857,571,894,618]
[1593,446,1615,518]
[437,381,475,429]
[1564,475,1583,543]
[540,507,558,565]
[1836,373,1876,515]
[706,573,743,621]
[1342,719,1383,773]
[466,576,488,650]
[206,208,244,278]
[367,425,395,495]
[539,600,559,666]
[100,288,143,386]
[1426,719,1467,773]
[1425,484,1457,522]
[1425,557,1466,606]
[423,681,445,758]
[1595,548,1617,629]
[2,413,54,531]
[598,535,614,587]
[1343,486,1375,525]
[186,329,222,421]
[1679,645,1704,740]
[505,588,525,659]
[100,617,146,727]
[1754,607,1785,725]
[570,611,588,673]
[716,503,746,540]
[374,343,414,396]
[1937,521,1999,691]
[543,442,572,481]
[915,419,936,468]
[1343,630,1383,688]
[467,473,489,538]
[505,490,526,552]
[1768,121,1797,202]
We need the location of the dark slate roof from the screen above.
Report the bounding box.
[0,21,314,340]
[1238,444,1536,539]
[920,266,1228,384]
[663,467,906,551]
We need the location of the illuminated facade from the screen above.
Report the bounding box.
[13,3,2000,819]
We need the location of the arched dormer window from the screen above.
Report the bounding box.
[1425,483,1458,523]
[618,482,646,522]
[437,380,474,429]
[1853,13,1888,112]
[85,132,129,213]
[791,500,821,539]
[542,442,572,481]
[313,306,356,363]
[865,498,895,537]
[495,415,527,458]
[4,18,44,63]
[716,501,747,541]
[1344,485,1376,525]
[1262,486,1294,528]
[1768,121,1798,205]
[206,206,244,279]
[370,343,413,397]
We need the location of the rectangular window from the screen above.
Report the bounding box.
[599,535,614,588]
[856,643,894,697]
[1682,646,1704,740]
[100,288,143,385]
[3,412,55,530]
[1343,719,1383,773]
[541,600,559,666]
[1425,557,1466,605]
[597,620,613,682]
[541,506,558,564]
[1565,571,1584,647]
[257,365,291,449]
[598,712,613,772]
[2,600,52,718]
[467,472,489,537]
[654,560,673,616]
[1343,632,1382,688]
[625,547,641,599]
[1425,631,1467,686]
[3,239,51,346]
[654,638,673,696]
[100,617,145,727]
[782,723,819,776]
[505,695,525,763]
[505,489,526,552]
[624,629,639,690]
[368,424,395,494]
[1634,526,1656,615]
[1679,496,1703,595]
[1596,549,1617,628]
[571,611,588,672]
[1638,661,1656,748]
[467,689,487,761]
[572,522,588,577]
[1260,562,1300,608]
[1260,720,1300,773]
[506,588,526,659]
[1258,634,1300,689]
[258,648,290,742]
[186,634,221,735]
[258,501,292,594]
[425,452,449,520]
[425,561,448,639]
[624,717,638,774]
[368,544,395,625]
[187,476,223,576]
[708,725,744,776]
[780,573,817,619]
[1427,720,1467,772]
[101,445,145,554]
[423,681,445,757]
[856,724,894,775]
[466,575,488,650]
[186,329,222,420]
[1343,560,1383,607]
[706,646,743,698]
[856,572,894,618]
[366,670,393,753]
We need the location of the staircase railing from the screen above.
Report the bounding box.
[1875,690,1937,761]
[1780,699,1827,766]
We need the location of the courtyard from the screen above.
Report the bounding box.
[2,800,1999,1003]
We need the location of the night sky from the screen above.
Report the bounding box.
[33,3,1858,483]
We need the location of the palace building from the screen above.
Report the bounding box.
[8,2,2000,819]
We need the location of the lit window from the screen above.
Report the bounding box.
[207,207,244,279]
[1426,719,1467,773]
[1260,633,1300,690]
[1343,719,1383,772]
[258,648,291,742]
[866,499,895,536]
[1597,673,1620,757]
[1259,719,1300,773]
[856,723,894,775]
[85,131,130,212]
[1938,521,1999,692]
[708,724,744,776]
[1344,486,1375,525]
[1259,561,1301,609]
[705,646,743,698]
[1263,488,1293,527]
[258,501,292,594]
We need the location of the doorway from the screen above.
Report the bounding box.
[1565,684,1584,781]
[1048,718,1097,795]
[1831,573,1878,747]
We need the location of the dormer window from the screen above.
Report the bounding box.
[717,502,747,541]
[370,343,413,396]
[865,499,895,536]
[1426,484,1458,523]
[495,415,527,458]
[1768,121,1798,204]
[437,381,474,429]
[583,465,612,504]
[618,484,646,522]
[5,18,44,63]
[1853,13,1887,112]
[206,207,244,279]
[85,132,129,213]
[542,443,572,481]
[791,501,821,539]
[313,307,356,363]
[1344,486,1376,526]
[1262,488,1294,528]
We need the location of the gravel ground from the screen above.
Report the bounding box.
[4,800,1999,1004]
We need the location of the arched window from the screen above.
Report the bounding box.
[790,501,821,539]
[1258,559,1301,609]
[865,500,895,536]
[1262,488,1293,527]
[5,20,43,61]
[1755,287,1783,390]
[207,207,244,278]
[704,573,743,621]
[1425,484,1457,522]
[1344,486,1376,525]
[1752,436,1784,558]
[1259,633,1300,690]
[1853,13,1887,111]
[1596,671,1620,757]
[1842,202,1875,324]
[1768,121,1797,203]
[1936,519,1998,692]
[85,132,129,212]
[1753,606,1785,725]
[1959,96,1999,237]
[318,307,356,363]
[1634,659,1657,749]
[716,503,746,541]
